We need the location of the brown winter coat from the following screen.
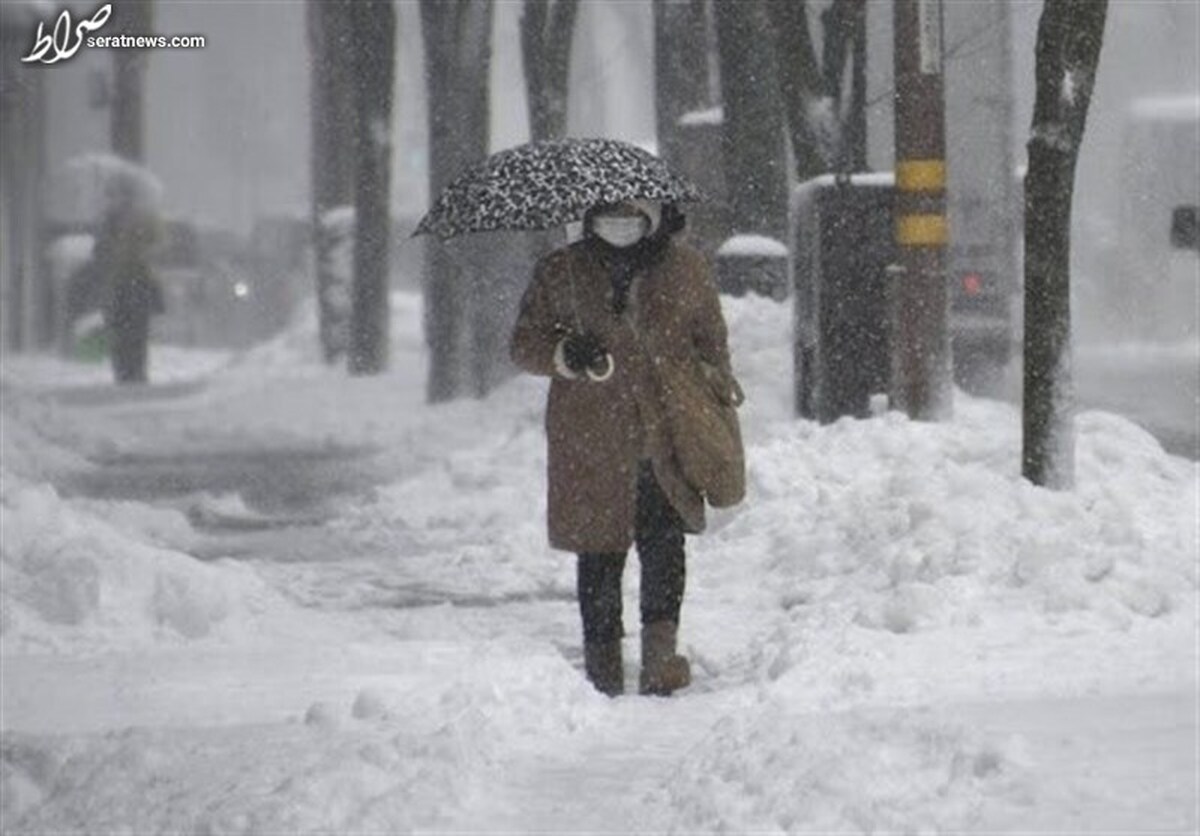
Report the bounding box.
[511,237,734,554]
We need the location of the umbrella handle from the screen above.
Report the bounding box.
[586,353,615,383]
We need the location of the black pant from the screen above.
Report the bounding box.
[577,462,686,644]
[106,280,155,385]
[109,321,149,384]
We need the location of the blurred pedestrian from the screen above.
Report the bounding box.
[95,181,163,384]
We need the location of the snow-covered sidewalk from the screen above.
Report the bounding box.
[2,292,1196,833]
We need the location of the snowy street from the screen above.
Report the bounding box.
[2,293,1196,833]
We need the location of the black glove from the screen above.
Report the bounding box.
[561,332,608,374]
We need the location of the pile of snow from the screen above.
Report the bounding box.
[4,639,599,834]
[717,235,789,259]
[678,106,723,127]
[0,470,284,653]
[4,717,475,833]
[794,170,897,196]
[0,391,91,484]
[0,377,295,654]
[720,401,1195,635]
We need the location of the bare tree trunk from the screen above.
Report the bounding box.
[844,0,867,171]
[821,0,868,172]
[110,1,152,163]
[521,0,578,142]
[713,0,787,240]
[654,0,710,168]
[766,0,828,182]
[106,0,155,384]
[346,0,395,376]
[421,0,493,403]
[1022,0,1107,489]
[306,0,358,364]
[517,1,580,391]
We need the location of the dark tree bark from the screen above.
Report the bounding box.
[765,0,828,182]
[110,1,153,163]
[105,0,155,383]
[655,0,728,252]
[306,0,358,364]
[713,0,787,239]
[514,2,579,396]
[420,0,493,402]
[820,0,868,172]
[653,0,711,168]
[1022,0,1107,489]
[521,0,578,142]
[345,0,396,376]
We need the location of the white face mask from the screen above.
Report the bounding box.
[592,215,647,248]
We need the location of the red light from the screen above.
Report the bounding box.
[962,273,984,296]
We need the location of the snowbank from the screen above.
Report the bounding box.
[678,106,723,126]
[1,375,294,654]
[0,470,284,653]
[717,234,789,259]
[4,640,600,834]
[722,399,1195,635]
[679,298,1198,701]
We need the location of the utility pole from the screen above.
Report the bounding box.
[891,0,951,420]
[713,0,788,242]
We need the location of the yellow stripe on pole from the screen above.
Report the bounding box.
[896,159,946,192]
[896,213,948,246]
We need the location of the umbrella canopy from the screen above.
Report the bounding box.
[49,152,163,226]
[415,138,703,240]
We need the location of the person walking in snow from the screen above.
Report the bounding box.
[95,181,163,384]
[511,199,740,697]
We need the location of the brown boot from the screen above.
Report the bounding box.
[584,640,624,697]
[639,621,691,696]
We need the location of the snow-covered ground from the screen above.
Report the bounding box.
[2,291,1197,834]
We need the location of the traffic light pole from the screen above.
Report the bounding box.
[891,0,951,420]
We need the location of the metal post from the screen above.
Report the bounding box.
[890,0,951,420]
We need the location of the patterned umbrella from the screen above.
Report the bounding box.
[415,138,704,240]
